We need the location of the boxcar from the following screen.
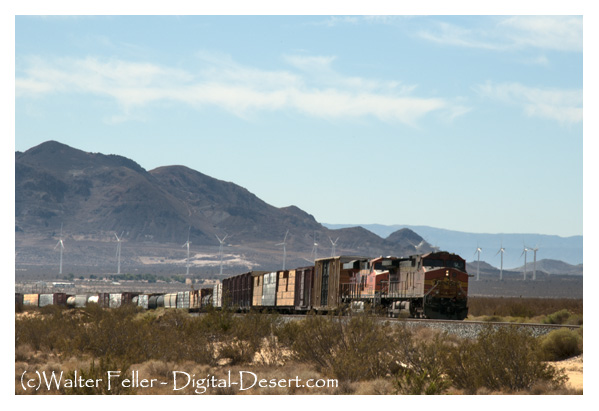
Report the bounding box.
[109,293,122,308]
[164,293,178,308]
[224,271,267,310]
[294,266,314,312]
[23,293,39,306]
[176,291,190,309]
[121,292,139,306]
[276,270,295,310]
[96,293,111,308]
[212,283,222,308]
[252,271,277,308]
[199,288,213,308]
[252,272,264,306]
[39,293,67,307]
[312,256,367,310]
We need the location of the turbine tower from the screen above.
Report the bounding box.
[329,236,339,257]
[54,224,65,275]
[310,231,318,261]
[531,245,539,281]
[521,245,529,280]
[182,226,191,277]
[115,231,124,275]
[474,244,482,281]
[216,233,229,276]
[277,230,289,270]
[495,243,505,281]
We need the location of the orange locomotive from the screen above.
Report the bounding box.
[341,252,469,320]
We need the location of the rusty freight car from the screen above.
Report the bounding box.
[252,271,278,308]
[294,266,314,312]
[312,256,367,311]
[223,271,268,310]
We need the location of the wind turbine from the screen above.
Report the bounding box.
[329,236,339,257]
[521,244,530,280]
[277,230,289,270]
[531,245,539,281]
[474,245,482,281]
[115,231,124,275]
[495,243,505,281]
[182,226,191,277]
[54,224,65,275]
[310,231,318,261]
[216,233,229,276]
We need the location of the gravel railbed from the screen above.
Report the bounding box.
[387,318,581,339]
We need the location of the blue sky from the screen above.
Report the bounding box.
[13,12,586,237]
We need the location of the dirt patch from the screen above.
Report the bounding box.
[549,355,583,391]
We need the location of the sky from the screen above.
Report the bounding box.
[11,9,589,238]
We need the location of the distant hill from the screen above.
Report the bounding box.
[15,141,434,274]
[467,258,582,277]
[324,223,582,270]
[516,259,583,276]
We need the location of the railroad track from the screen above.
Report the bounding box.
[388,317,580,339]
[278,314,580,339]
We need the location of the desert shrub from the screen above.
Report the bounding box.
[197,305,236,335]
[391,332,452,395]
[394,367,450,395]
[141,360,174,380]
[442,325,566,393]
[468,297,583,318]
[61,356,132,395]
[217,311,282,365]
[509,303,536,318]
[565,314,583,325]
[545,309,583,326]
[15,344,35,362]
[543,309,569,324]
[539,329,582,361]
[289,313,408,382]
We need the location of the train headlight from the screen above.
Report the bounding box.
[446,270,449,277]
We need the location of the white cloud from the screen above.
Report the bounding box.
[16,54,459,125]
[499,16,582,52]
[475,82,582,124]
[417,22,501,50]
[417,16,582,53]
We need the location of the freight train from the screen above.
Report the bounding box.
[15,251,470,320]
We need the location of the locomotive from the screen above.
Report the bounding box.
[16,251,470,320]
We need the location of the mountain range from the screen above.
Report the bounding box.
[15,141,435,276]
[323,223,583,272]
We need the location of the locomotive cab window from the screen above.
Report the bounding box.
[423,258,444,268]
[447,260,465,270]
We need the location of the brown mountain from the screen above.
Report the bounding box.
[15,141,433,274]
